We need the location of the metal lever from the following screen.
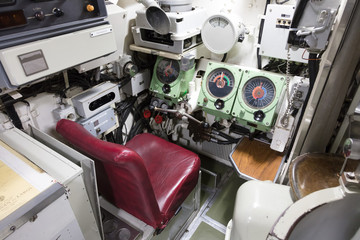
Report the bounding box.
[154,107,202,125]
[340,138,360,175]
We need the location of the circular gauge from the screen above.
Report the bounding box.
[156,58,180,84]
[209,16,229,28]
[242,77,276,109]
[207,68,235,98]
[201,14,242,54]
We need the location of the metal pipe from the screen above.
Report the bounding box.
[137,0,158,8]
[136,0,170,34]
[154,107,202,124]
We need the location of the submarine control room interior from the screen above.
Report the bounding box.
[0,0,359,239]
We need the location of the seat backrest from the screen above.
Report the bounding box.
[56,119,162,227]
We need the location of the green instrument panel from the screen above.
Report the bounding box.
[207,68,235,98]
[197,62,243,120]
[197,61,286,132]
[150,57,195,104]
[232,69,286,132]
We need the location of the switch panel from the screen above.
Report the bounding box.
[259,4,308,63]
[0,0,108,49]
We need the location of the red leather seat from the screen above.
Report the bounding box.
[56,119,200,230]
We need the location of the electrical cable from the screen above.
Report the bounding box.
[128,93,153,139]
[128,120,143,141]
[0,95,23,129]
[118,76,132,89]
[100,73,119,82]
[198,128,241,145]
[115,97,137,144]
[221,53,227,62]
[291,0,309,29]
[209,137,236,145]
[211,129,240,143]
[308,53,320,96]
[114,91,150,144]
[106,131,116,143]
[133,103,152,132]
[302,50,321,61]
[116,106,133,144]
[122,123,128,143]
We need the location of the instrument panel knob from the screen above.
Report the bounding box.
[34,11,45,21]
[53,8,64,17]
[253,110,265,122]
[162,84,171,94]
[214,99,225,110]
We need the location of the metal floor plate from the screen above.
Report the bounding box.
[180,156,246,240]
[101,208,141,240]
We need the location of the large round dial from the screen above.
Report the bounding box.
[202,14,242,54]
[242,77,276,109]
[156,58,180,84]
[207,68,235,98]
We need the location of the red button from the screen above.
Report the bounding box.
[143,109,151,119]
[155,115,163,124]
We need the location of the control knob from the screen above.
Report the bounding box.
[253,110,265,122]
[53,8,64,17]
[34,11,45,21]
[162,84,171,94]
[214,99,225,110]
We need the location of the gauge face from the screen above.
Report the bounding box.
[242,77,276,109]
[207,68,235,98]
[209,16,229,28]
[156,59,180,84]
[202,14,238,54]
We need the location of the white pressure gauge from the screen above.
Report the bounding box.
[201,14,243,54]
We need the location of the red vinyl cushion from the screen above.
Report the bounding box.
[126,133,200,223]
[56,119,200,229]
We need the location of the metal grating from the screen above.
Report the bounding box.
[202,141,233,161]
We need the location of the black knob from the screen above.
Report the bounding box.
[149,99,159,110]
[162,84,171,94]
[214,99,225,110]
[53,8,64,17]
[160,103,168,109]
[34,11,45,21]
[201,122,210,129]
[254,110,265,122]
